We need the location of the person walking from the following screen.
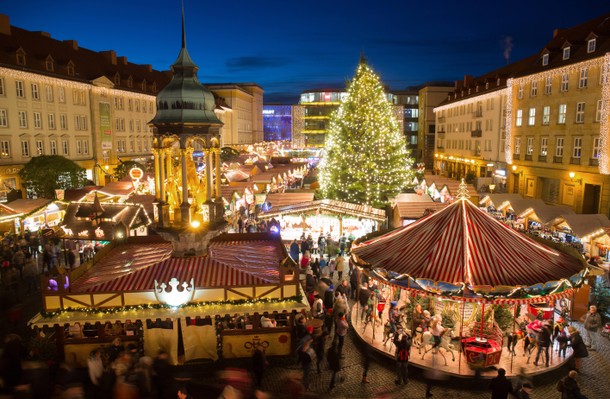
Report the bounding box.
[561,370,588,399]
[568,326,588,372]
[335,254,345,281]
[334,312,349,355]
[393,331,412,385]
[581,305,602,351]
[489,368,513,399]
[327,342,342,391]
[533,321,552,367]
[252,343,268,388]
[289,239,300,263]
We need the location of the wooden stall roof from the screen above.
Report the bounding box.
[265,192,315,208]
[126,195,156,219]
[528,204,575,225]
[63,186,101,202]
[393,193,450,219]
[553,214,610,239]
[479,193,524,208]
[97,181,135,197]
[497,198,546,216]
[1,198,53,215]
[259,199,386,222]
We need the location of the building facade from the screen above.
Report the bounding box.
[418,84,454,168]
[434,12,610,215]
[0,14,264,198]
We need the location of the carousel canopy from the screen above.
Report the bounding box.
[352,195,585,288]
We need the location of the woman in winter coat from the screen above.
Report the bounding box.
[568,326,588,372]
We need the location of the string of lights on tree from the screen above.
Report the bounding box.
[318,59,414,208]
[40,295,303,319]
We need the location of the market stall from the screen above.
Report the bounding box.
[351,181,590,377]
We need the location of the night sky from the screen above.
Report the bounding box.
[2,1,610,103]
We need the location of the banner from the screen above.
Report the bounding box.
[99,102,112,150]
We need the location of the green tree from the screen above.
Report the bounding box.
[318,58,414,207]
[18,155,88,199]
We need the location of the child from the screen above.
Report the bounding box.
[556,329,568,358]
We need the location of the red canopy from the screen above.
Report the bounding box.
[352,199,584,287]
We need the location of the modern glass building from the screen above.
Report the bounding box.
[263,105,293,141]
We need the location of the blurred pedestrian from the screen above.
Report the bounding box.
[393,331,411,385]
[252,343,268,388]
[489,368,513,399]
[581,305,602,351]
[568,326,588,372]
[327,342,342,391]
[561,370,588,399]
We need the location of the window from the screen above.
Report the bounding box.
[127,76,133,88]
[18,111,27,128]
[136,120,141,132]
[114,73,121,86]
[485,139,492,151]
[555,137,564,157]
[528,108,536,126]
[128,99,133,112]
[129,137,135,152]
[542,106,550,125]
[16,49,26,65]
[517,85,524,99]
[526,137,534,155]
[31,83,40,100]
[597,100,603,122]
[542,53,549,66]
[601,63,610,85]
[0,109,7,127]
[593,137,601,159]
[135,100,140,112]
[83,140,89,155]
[129,120,134,132]
[0,78,4,96]
[545,76,552,95]
[45,86,54,102]
[563,47,570,60]
[45,56,54,71]
[72,89,86,105]
[573,137,582,158]
[60,114,68,130]
[21,140,30,157]
[58,87,65,103]
[141,80,147,91]
[114,97,124,110]
[50,140,57,155]
[0,140,10,158]
[62,140,69,155]
[137,137,142,152]
[588,38,596,53]
[540,137,548,156]
[115,118,125,132]
[33,112,42,129]
[117,139,126,153]
[67,61,75,76]
[575,102,585,123]
[15,80,25,98]
[76,140,82,155]
[74,115,88,131]
[530,81,538,97]
[558,104,567,124]
[48,114,55,130]
[516,109,523,126]
[36,140,44,155]
[514,137,521,154]
[561,74,569,92]
[579,68,588,88]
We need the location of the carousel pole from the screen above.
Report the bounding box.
[510,303,517,374]
[480,302,485,338]
[458,297,466,374]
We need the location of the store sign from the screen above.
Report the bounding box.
[154,277,196,307]
[129,167,144,181]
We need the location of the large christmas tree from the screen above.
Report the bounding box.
[318,58,414,208]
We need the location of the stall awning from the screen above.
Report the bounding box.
[479,194,523,208]
[527,204,575,225]
[265,192,315,208]
[259,199,386,222]
[553,214,610,239]
[393,193,450,219]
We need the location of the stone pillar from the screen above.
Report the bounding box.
[215,148,221,199]
[180,148,191,227]
[158,149,166,202]
[205,149,212,201]
[153,149,161,201]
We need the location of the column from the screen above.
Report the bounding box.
[205,149,212,202]
[158,149,166,202]
[180,148,191,226]
[215,148,221,199]
[153,149,161,201]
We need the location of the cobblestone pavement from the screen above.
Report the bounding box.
[206,322,609,399]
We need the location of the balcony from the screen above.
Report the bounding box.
[471,129,482,138]
[570,157,581,165]
[590,158,599,166]
[538,155,547,162]
[553,156,563,164]
[524,154,533,161]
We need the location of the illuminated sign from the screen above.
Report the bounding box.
[129,167,144,180]
[154,278,196,307]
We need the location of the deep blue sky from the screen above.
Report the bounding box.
[2,1,610,103]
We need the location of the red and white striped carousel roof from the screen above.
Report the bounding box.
[71,235,283,293]
[352,198,584,287]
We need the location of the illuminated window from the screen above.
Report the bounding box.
[540,137,548,156]
[514,137,521,154]
[515,109,523,126]
[528,108,536,126]
[542,106,550,125]
[0,109,7,127]
[0,140,10,157]
[563,47,570,60]
[36,140,44,155]
[544,76,552,95]
[526,137,534,155]
[593,137,601,159]
[558,104,567,124]
[587,38,596,53]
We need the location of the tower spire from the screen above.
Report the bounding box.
[181,0,186,49]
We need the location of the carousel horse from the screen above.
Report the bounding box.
[420,329,456,366]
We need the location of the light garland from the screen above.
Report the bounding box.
[599,54,610,174]
[0,66,90,90]
[40,294,304,319]
[434,87,508,113]
[505,78,514,165]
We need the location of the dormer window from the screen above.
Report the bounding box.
[141,79,147,91]
[486,82,489,90]
[563,47,570,60]
[542,53,549,66]
[114,72,121,86]
[588,38,596,53]
[45,55,54,72]
[127,76,133,88]
[151,81,157,92]
[67,61,75,76]
[16,48,26,66]
[496,78,501,86]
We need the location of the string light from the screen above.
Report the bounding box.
[318,62,414,207]
[505,79,513,165]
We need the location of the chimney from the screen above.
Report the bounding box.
[117,56,128,65]
[455,80,463,90]
[0,14,10,36]
[35,31,51,38]
[463,75,473,87]
[101,50,117,65]
[143,64,152,72]
[63,40,78,50]
[553,28,561,38]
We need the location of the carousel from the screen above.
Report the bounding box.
[350,181,591,378]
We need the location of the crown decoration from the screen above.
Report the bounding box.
[456,178,471,200]
[154,277,196,307]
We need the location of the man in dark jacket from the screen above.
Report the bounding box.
[534,321,552,367]
[562,370,588,399]
[327,343,342,391]
[489,368,513,399]
[393,331,411,385]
